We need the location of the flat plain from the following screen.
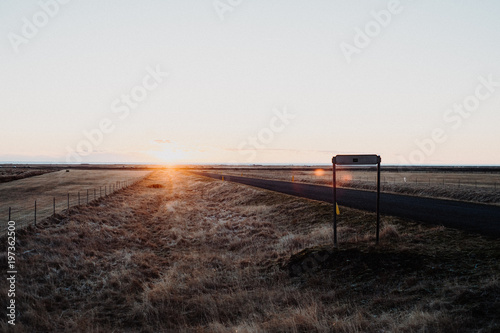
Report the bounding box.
[0,169,151,230]
[1,169,498,332]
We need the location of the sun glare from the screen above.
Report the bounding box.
[150,148,190,164]
[342,173,353,182]
[314,169,325,177]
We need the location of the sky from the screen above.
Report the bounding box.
[1,0,499,165]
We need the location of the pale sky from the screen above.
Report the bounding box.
[1,0,499,165]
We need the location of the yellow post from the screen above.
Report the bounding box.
[336,203,340,215]
[222,176,224,181]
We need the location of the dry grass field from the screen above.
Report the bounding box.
[1,170,498,332]
[220,168,500,205]
[0,169,151,230]
[0,167,57,184]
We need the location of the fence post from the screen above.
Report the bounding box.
[67,193,70,210]
[94,188,96,200]
[78,192,80,205]
[34,201,37,226]
[458,179,461,188]
[53,197,55,216]
[105,186,107,196]
[9,207,11,221]
[100,186,102,197]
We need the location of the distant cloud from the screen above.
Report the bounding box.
[224,147,335,154]
[154,139,171,144]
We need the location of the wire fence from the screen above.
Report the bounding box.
[3,177,143,232]
[220,170,500,190]
[334,177,500,191]
[343,176,499,190]
[216,170,500,204]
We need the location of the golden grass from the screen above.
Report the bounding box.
[0,169,151,230]
[1,170,498,332]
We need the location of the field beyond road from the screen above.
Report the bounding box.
[0,169,151,229]
[1,170,499,332]
[217,167,500,205]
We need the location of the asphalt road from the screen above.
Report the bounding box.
[193,172,500,238]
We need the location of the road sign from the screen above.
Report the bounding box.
[332,154,381,165]
[332,154,381,247]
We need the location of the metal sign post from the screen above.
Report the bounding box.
[332,154,382,246]
[332,164,337,247]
